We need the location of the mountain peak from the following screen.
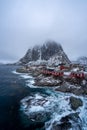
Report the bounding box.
[19,40,70,65]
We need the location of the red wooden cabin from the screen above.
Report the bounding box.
[70,72,85,79]
[42,69,64,77]
[51,71,64,77]
[60,65,70,70]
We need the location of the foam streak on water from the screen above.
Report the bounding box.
[12,70,36,88]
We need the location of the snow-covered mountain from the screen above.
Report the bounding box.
[77,56,87,65]
[19,41,71,65]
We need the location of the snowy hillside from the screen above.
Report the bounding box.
[77,56,87,65]
[19,41,71,65]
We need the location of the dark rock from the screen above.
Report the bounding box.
[52,122,71,130]
[50,112,82,130]
[70,96,83,110]
[34,76,62,87]
[28,111,50,123]
[55,81,87,95]
[72,88,84,95]
[16,67,29,73]
[19,111,45,129]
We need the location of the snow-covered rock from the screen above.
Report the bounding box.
[18,41,70,65]
[77,56,87,65]
[34,76,62,86]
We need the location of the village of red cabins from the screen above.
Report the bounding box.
[41,64,86,79]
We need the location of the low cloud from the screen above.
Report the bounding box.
[0,0,87,62]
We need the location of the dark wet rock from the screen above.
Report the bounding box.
[55,81,87,95]
[70,96,83,110]
[50,113,82,130]
[72,88,84,95]
[28,111,50,122]
[52,121,71,130]
[62,112,80,122]
[20,111,45,129]
[31,70,41,77]
[55,82,78,93]
[16,67,29,73]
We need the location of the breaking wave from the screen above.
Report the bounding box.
[20,89,87,130]
[13,71,87,130]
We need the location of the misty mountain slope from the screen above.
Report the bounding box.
[19,41,71,65]
[77,56,87,65]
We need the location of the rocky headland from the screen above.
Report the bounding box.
[16,64,87,96]
[16,41,87,130]
[17,41,70,65]
[16,41,87,95]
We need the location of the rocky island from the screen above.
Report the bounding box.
[16,41,87,96]
[16,41,87,130]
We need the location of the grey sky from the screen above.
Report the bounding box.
[0,0,87,63]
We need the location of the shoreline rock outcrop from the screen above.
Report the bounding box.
[69,96,83,110]
[16,65,87,96]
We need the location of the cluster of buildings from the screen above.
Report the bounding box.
[41,63,87,79]
[23,61,87,81]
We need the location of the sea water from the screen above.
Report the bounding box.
[0,65,87,130]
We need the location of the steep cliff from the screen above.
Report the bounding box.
[19,41,71,65]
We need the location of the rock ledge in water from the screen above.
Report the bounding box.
[70,96,83,110]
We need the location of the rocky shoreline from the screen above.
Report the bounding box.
[15,41,87,129]
[17,66,87,130]
[16,66,87,96]
[20,92,84,130]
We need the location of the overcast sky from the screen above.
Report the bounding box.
[0,0,87,63]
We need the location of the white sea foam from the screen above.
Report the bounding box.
[12,70,21,75]
[21,74,36,88]
[45,93,87,130]
[12,70,32,79]
[13,70,87,129]
[21,92,72,121]
[20,90,87,130]
[35,94,43,99]
[29,106,45,112]
[12,70,37,88]
[20,74,32,79]
[26,79,37,88]
[79,96,87,130]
